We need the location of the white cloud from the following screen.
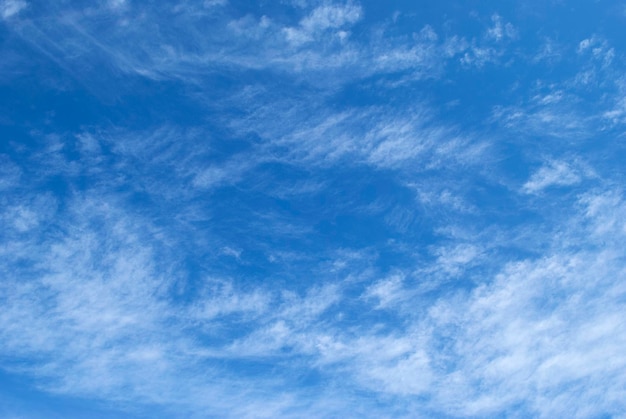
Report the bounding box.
[522,160,582,194]
[460,45,497,67]
[434,243,481,275]
[222,283,342,358]
[578,37,593,53]
[2,2,626,417]
[579,190,626,238]
[1,1,461,88]
[0,0,26,19]
[364,274,405,308]
[0,155,21,190]
[0,193,304,415]
[301,3,361,31]
[0,198,176,396]
[492,99,589,140]
[204,0,228,7]
[533,37,562,63]
[192,278,270,320]
[486,14,517,42]
[284,3,361,46]
[192,166,229,188]
[107,0,126,10]
[576,35,615,72]
[424,245,626,416]
[244,104,485,172]
[458,14,517,68]
[603,95,626,125]
[220,246,242,259]
[2,132,625,418]
[4,206,38,231]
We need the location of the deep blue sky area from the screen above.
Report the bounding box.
[2,1,626,418]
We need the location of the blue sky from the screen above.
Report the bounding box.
[1,0,626,417]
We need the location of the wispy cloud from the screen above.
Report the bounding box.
[459,13,518,68]
[577,35,615,67]
[283,2,362,46]
[425,243,626,416]
[486,14,517,42]
[522,159,583,194]
[492,89,594,141]
[0,0,26,19]
[3,1,509,90]
[2,1,626,418]
[230,102,487,173]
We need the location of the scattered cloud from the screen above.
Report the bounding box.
[486,14,517,42]
[522,160,582,194]
[284,2,362,46]
[577,35,615,67]
[2,1,626,418]
[424,237,626,416]
[106,0,126,10]
[364,273,406,308]
[433,243,482,275]
[0,0,26,19]
[532,37,562,64]
[204,0,228,7]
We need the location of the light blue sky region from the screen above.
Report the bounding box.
[1,0,626,417]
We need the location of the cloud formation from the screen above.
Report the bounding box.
[1,1,626,418]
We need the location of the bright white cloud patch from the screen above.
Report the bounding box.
[522,160,582,193]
